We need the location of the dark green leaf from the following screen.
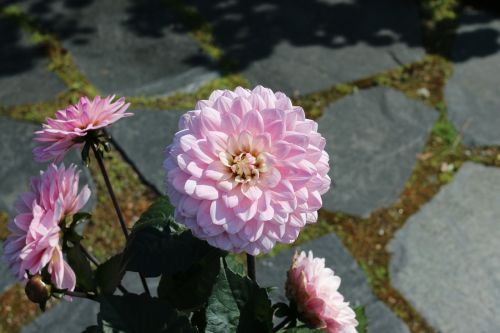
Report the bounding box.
[96,254,126,295]
[272,302,290,318]
[66,244,95,291]
[190,308,207,333]
[278,328,323,332]
[81,326,99,333]
[205,259,273,333]
[132,197,177,232]
[125,226,216,277]
[354,306,367,333]
[224,254,246,276]
[157,248,221,311]
[98,294,196,333]
[71,212,92,229]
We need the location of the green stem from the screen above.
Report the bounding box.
[90,142,151,297]
[247,254,256,282]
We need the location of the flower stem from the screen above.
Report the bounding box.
[91,143,129,239]
[65,290,96,300]
[272,316,292,332]
[79,243,99,266]
[90,143,150,297]
[247,254,256,282]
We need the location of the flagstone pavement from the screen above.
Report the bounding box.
[0,1,499,332]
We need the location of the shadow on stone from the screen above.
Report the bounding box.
[184,0,423,69]
[452,8,500,63]
[10,0,217,96]
[0,17,40,77]
[180,0,425,94]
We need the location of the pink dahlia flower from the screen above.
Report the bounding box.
[164,86,330,255]
[3,164,91,291]
[286,251,358,333]
[33,95,132,162]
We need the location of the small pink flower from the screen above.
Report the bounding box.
[3,164,91,292]
[164,86,330,255]
[33,95,132,162]
[286,251,358,333]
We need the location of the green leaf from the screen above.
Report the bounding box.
[224,254,246,276]
[66,244,95,292]
[354,306,368,333]
[96,254,126,295]
[157,248,221,311]
[81,326,99,333]
[272,302,290,318]
[205,259,273,333]
[71,212,92,229]
[278,328,323,332]
[132,197,177,232]
[98,294,196,333]
[125,226,216,277]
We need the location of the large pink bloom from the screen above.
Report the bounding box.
[164,86,330,255]
[33,95,132,162]
[286,251,358,333]
[3,164,91,291]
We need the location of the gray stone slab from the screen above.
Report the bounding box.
[318,87,438,217]
[388,162,500,333]
[445,8,500,146]
[21,297,99,333]
[0,116,96,292]
[108,109,185,194]
[186,0,424,95]
[20,273,160,333]
[257,234,409,333]
[16,0,217,96]
[0,16,65,106]
[0,241,17,293]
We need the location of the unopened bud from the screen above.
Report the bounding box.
[25,275,51,306]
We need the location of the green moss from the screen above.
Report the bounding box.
[420,0,460,55]
[0,4,98,101]
[432,117,458,145]
[165,0,225,63]
[0,212,9,241]
[128,74,250,111]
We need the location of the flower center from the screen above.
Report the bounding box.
[228,152,267,184]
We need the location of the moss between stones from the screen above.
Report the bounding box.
[164,0,224,62]
[2,0,500,332]
[0,283,50,333]
[127,74,250,111]
[0,5,98,98]
[0,212,8,241]
[420,0,460,56]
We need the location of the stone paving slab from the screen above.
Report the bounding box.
[317,87,438,217]
[0,116,95,292]
[257,234,409,333]
[21,274,160,333]
[388,162,500,333]
[16,0,218,96]
[186,0,424,95]
[0,16,65,106]
[445,7,500,146]
[0,241,16,293]
[108,109,186,194]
